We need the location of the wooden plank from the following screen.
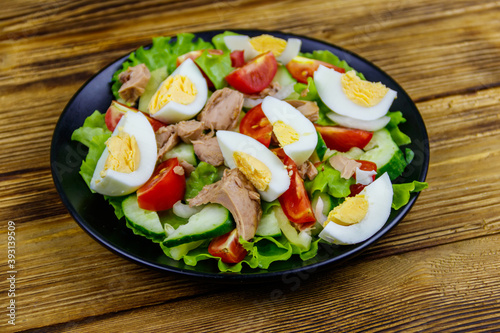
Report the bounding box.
[32,234,500,332]
[1,0,500,100]
[1,85,499,331]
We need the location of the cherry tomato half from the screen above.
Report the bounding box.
[137,158,186,211]
[274,149,316,224]
[286,56,346,84]
[315,125,373,153]
[105,101,165,132]
[239,103,273,147]
[208,228,248,264]
[225,51,278,94]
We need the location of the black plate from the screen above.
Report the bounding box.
[50,30,429,283]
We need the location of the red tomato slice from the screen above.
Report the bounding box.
[137,158,186,212]
[349,160,377,196]
[105,101,165,132]
[286,56,346,84]
[315,125,373,153]
[274,149,316,224]
[349,183,366,197]
[230,50,245,67]
[208,228,248,264]
[225,51,278,94]
[239,103,273,147]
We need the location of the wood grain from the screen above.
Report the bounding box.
[1,0,499,331]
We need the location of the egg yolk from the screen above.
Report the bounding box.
[233,151,271,191]
[324,195,369,227]
[102,128,140,176]
[148,75,197,114]
[250,35,287,56]
[273,121,299,146]
[341,71,389,107]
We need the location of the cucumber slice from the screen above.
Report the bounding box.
[162,142,197,166]
[122,194,165,242]
[360,128,407,180]
[162,204,234,247]
[272,64,297,88]
[256,208,282,237]
[160,240,204,260]
[138,66,168,112]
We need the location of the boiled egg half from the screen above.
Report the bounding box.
[261,96,317,166]
[315,66,397,121]
[224,34,301,64]
[90,111,157,196]
[319,172,393,245]
[217,130,290,202]
[148,58,207,123]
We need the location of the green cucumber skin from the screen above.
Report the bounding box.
[361,129,407,180]
[122,195,166,243]
[377,149,407,180]
[125,218,165,243]
[162,204,235,248]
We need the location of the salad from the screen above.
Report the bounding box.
[71,31,427,273]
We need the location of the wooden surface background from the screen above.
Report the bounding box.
[1,0,500,332]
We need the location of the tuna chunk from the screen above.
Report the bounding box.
[188,168,262,241]
[329,154,361,179]
[176,120,205,143]
[297,160,318,180]
[198,87,243,131]
[192,136,224,166]
[118,64,151,104]
[286,100,320,122]
[156,125,179,160]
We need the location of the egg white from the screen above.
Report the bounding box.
[261,96,317,166]
[326,112,390,132]
[216,130,290,202]
[318,172,393,245]
[315,65,397,121]
[223,35,301,64]
[149,58,208,123]
[90,111,157,196]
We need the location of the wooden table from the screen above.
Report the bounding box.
[2,0,499,331]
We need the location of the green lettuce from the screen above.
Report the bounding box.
[392,181,428,210]
[164,234,320,273]
[305,162,354,198]
[212,31,242,52]
[386,111,411,146]
[184,162,221,200]
[194,50,233,89]
[71,111,111,189]
[111,33,214,100]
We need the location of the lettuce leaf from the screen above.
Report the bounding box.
[386,111,411,146]
[212,31,242,52]
[392,181,428,210]
[305,162,354,198]
[111,34,214,100]
[163,234,320,273]
[194,50,233,89]
[71,111,111,190]
[184,162,221,200]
